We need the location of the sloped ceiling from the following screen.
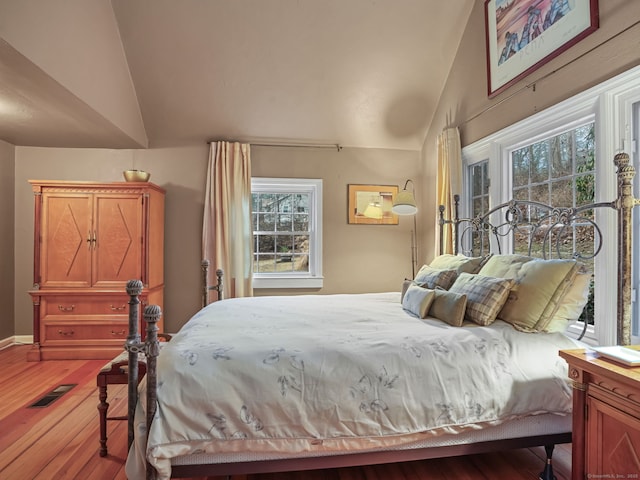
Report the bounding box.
[0,0,474,151]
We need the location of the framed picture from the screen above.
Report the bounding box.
[348,184,399,225]
[485,0,599,97]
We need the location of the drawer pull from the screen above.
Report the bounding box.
[111,330,126,336]
[110,304,126,311]
[58,305,75,312]
[57,329,75,336]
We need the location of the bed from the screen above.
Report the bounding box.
[124,152,638,480]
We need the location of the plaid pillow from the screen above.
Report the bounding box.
[449,273,515,326]
[414,265,458,290]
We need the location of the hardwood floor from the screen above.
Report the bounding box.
[0,344,572,479]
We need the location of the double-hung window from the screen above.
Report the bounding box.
[251,178,323,289]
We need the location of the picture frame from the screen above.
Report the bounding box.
[485,0,599,97]
[348,184,399,225]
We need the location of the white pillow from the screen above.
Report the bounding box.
[402,284,436,318]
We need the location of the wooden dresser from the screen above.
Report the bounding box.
[559,348,640,480]
[28,181,165,361]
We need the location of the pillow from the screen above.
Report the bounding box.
[400,279,412,303]
[414,265,458,290]
[544,270,592,333]
[402,284,436,318]
[449,273,515,326]
[428,254,489,274]
[428,289,467,327]
[478,254,534,278]
[496,259,578,332]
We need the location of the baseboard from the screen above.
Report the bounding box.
[0,335,34,350]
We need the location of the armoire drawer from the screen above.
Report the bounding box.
[42,322,128,343]
[42,296,130,317]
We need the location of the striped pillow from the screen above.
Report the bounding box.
[449,273,515,326]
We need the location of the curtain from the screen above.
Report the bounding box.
[436,127,462,255]
[202,141,253,298]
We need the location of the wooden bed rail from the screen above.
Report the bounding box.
[438,152,640,345]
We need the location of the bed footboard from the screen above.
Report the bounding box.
[126,264,224,479]
[124,281,162,479]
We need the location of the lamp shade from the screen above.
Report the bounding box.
[392,189,417,215]
[363,203,383,219]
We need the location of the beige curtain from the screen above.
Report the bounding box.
[436,127,462,255]
[202,141,253,298]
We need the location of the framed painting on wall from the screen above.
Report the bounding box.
[485,0,599,97]
[347,184,399,225]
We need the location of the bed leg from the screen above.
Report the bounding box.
[98,384,108,457]
[538,444,557,480]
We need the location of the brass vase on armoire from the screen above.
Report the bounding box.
[28,181,165,361]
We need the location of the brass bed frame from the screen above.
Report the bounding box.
[125,153,640,479]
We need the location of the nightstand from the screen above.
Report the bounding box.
[559,348,640,480]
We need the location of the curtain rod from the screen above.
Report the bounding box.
[208,140,342,152]
[459,18,640,127]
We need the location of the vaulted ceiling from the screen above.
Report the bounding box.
[0,0,475,151]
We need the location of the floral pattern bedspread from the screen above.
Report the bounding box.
[126,292,577,479]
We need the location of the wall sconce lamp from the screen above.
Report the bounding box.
[392,179,418,278]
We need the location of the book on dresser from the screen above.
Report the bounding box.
[28,180,165,361]
[592,345,640,367]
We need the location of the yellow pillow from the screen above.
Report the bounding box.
[497,259,578,332]
[544,271,592,333]
[478,254,533,278]
[428,254,489,274]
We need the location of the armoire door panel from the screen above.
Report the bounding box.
[40,194,92,287]
[92,195,143,286]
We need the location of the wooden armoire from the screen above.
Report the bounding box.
[28,181,165,361]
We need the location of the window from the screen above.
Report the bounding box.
[463,65,640,345]
[467,160,490,254]
[251,178,323,289]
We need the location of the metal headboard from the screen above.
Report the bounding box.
[438,152,640,346]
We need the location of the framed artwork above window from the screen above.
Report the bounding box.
[485,0,599,97]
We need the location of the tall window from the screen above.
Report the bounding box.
[511,123,596,326]
[463,66,640,345]
[251,178,323,289]
[468,160,490,254]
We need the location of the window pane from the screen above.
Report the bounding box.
[530,144,549,184]
[257,234,275,253]
[512,150,529,188]
[530,183,549,204]
[550,132,573,177]
[576,173,595,206]
[295,194,309,213]
[258,213,276,231]
[551,178,572,206]
[277,214,292,231]
[293,214,309,231]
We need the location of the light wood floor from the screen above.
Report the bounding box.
[0,344,572,479]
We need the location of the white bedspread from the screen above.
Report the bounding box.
[126,292,578,479]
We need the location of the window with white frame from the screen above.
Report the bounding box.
[468,160,490,254]
[462,65,640,346]
[251,178,323,289]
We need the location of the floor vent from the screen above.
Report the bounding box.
[28,384,77,408]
